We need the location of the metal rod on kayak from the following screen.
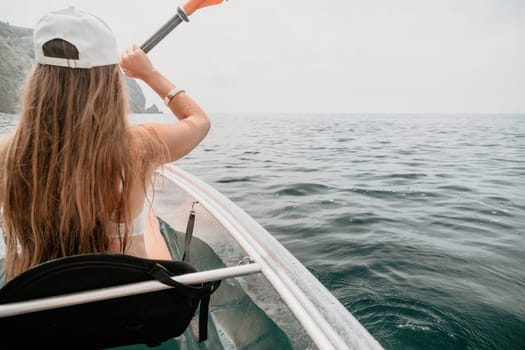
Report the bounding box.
[141,6,189,53]
[0,263,261,318]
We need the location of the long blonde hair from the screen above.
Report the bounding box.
[0,62,162,280]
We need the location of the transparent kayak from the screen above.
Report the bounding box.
[130,165,383,350]
[0,165,383,350]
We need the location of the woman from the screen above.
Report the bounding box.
[0,7,210,282]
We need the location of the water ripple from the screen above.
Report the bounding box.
[271,183,336,196]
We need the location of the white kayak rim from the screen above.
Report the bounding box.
[158,165,384,350]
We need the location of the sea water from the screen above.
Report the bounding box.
[1,113,524,349]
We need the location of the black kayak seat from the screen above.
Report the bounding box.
[0,253,221,349]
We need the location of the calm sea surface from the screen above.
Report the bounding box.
[1,113,524,349]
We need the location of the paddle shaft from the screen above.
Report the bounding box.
[140,6,189,53]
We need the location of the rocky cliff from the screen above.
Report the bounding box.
[0,21,158,114]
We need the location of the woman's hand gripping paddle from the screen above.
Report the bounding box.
[141,0,226,53]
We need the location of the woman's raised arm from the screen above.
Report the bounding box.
[120,45,210,163]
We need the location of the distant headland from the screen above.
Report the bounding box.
[0,21,159,114]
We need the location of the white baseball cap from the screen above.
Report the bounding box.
[33,6,120,68]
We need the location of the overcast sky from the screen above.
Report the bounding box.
[1,0,524,114]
